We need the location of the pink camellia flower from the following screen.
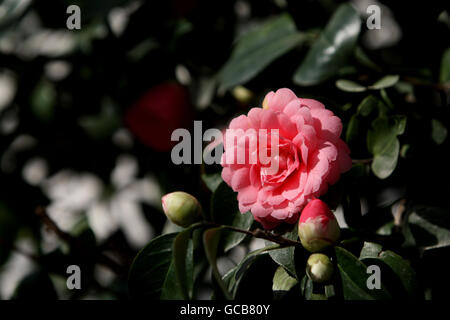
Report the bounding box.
[220,88,351,229]
[298,199,340,252]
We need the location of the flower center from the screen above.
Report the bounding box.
[259,136,300,188]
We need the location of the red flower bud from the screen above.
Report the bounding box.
[298,199,340,252]
[124,82,193,152]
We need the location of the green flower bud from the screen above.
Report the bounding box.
[161,191,202,227]
[306,253,334,283]
[298,199,340,252]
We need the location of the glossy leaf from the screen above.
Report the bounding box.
[223,244,278,298]
[293,4,361,85]
[172,229,194,299]
[272,266,298,291]
[219,14,305,91]
[367,116,406,179]
[160,262,184,300]
[359,242,418,298]
[335,246,391,300]
[128,232,178,300]
[266,225,298,278]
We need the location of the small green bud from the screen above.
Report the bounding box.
[161,191,202,227]
[306,253,334,283]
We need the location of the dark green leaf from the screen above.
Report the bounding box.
[13,269,58,300]
[212,182,253,251]
[440,48,450,83]
[31,79,56,122]
[128,232,178,300]
[371,138,399,179]
[357,95,378,117]
[172,229,194,299]
[367,116,406,179]
[301,275,313,299]
[223,244,278,298]
[203,227,232,299]
[431,119,447,145]
[160,262,184,300]
[335,246,391,300]
[293,4,361,85]
[219,14,305,90]
[346,114,360,143]
[378,250,417,297]
[266,225,298,278]
[359,242,418,298]
[406,206,450,250]
[201,172,223,193]
[78,103,120,140]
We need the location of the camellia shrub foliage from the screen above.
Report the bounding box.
[0,0,449,301]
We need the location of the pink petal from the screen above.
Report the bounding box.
[248,108,263,128]
[251,202,272,218]
[266,88,298,112]
[237,185,258,205]
[231,167,250,190]
[299,98,325,110]
[229,115,250,130]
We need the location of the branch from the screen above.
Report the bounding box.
[200,222,302,247]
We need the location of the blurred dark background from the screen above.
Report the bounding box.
[0,0,449,300]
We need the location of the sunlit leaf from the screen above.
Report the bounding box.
[272,266,298,291]
[293,4,361,85]
[368,75,400,90]
[172,229,194,299]
[336,79,367,92]
[219,14,305,90]
[128,232,178,300]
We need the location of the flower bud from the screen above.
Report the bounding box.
[306,253,334,283]
[298,199,340,252]
[161,192,202,227]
